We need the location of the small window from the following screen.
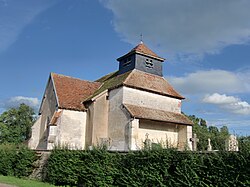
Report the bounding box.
[145,58,153,68]
[123,57,132,67]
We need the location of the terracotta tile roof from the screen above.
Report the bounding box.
[124,70,184,99]
[117,42,165,61]
[51,73,101,111]
[84,71,131,101]
[49,110,62,125]
[131,43,159,58]
[123,104,193,125]
[84,70,184,102]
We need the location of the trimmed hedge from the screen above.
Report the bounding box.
[0,144,36,177]
[46,148,250,186]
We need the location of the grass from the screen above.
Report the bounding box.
[0,175,55,187]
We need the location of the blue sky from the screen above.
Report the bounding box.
[0,0,249,135]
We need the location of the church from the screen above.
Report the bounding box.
[28,42,193,151]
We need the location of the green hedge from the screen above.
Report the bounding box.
[0,144,36,177]
[45,148,250,186]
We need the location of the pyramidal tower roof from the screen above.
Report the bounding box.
[131,42,158,58]
[117,42,165,61]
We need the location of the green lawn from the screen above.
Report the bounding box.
[0,175,55,187]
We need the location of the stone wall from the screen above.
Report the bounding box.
[55,110,86,149]
[123,87,181,113]
[108,87,130,151]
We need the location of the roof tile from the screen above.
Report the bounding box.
[131,43,159,58]
[52,73,101,111]
[124,70,184,99]
[124,104,193,125]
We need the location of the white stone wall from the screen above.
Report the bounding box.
[28,115,42,149]
[138,120,178,149]
[108,87,130,151]
[187,126,193,150]
[55,110,87,149]
[36,78,58,149]
[107,86,190,151]
[123,87,181,113]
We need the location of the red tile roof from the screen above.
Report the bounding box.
[51,73,101,111]
[124,104,193,125]
[84,69,184,102]
[131,43,159,58]
[124,70,184,99]
[117,42,165,61]
[49,110,62,125]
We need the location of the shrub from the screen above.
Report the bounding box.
[45,147,250,186]
[0,144,36,177]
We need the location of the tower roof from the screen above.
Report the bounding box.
[131,43,158,58]
[117,42,165,61]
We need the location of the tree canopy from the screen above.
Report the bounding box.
[188,115,230,151]
[0,104,35,144]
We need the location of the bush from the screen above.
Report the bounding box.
[45,147,250,186]
[0,144,36,177]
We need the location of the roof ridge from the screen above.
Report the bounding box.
[51,72,100,85]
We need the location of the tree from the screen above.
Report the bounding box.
[0,104,35,144]
[187,114,230,151]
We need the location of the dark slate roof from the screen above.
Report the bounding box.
[123,104,193,125]
[51,73,101,111]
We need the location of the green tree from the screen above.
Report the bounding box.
[0,104,35,144]
[188,115,230,151]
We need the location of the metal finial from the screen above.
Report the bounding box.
[140,34,143,44]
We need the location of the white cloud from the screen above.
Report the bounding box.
[167,69,249,95]
[1,96,40,111]
[0,0,57,53]
[103,0,250,59]
[203,93,250,115]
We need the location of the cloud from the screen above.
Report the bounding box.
[167,69,249,95]
[0,96,40,111]
[103,0,250,59]
[202,93,250,115]
[0,0,57,53]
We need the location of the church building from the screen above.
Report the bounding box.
[28,42,193,151]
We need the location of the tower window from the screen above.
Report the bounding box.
[145,59,153,68]
[123,57,132,67]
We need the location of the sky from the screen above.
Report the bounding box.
[0,0,249,136]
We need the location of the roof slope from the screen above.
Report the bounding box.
[132,43,159,58]
[117,43,165,61]
[124,70,184,99]
[124,104,193,125]
[85,69,184,102]
[51,73,101,111]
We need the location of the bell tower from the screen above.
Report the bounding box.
[117,42,165,76]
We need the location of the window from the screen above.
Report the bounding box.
[123,57,132,67]
[145,58,153,68]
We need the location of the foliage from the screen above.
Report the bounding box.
[45,147,250,186]
[188,115,230,151]
[0,144,36,177]
[238,136,250,153]
[0,175,55,187]
[0,103,35,144]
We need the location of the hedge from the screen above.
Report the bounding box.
[0,144,36,177]
[0,144,248,186]
[45,148,250,186]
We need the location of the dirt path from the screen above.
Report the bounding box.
[0,183,17,187]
